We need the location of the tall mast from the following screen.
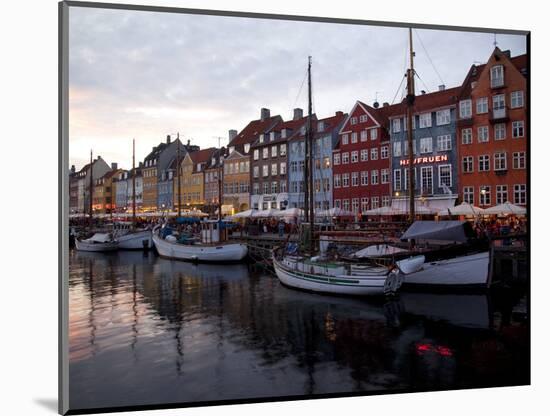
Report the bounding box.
[303,60,310,226]
[307,56,314,253]
[132,138,136,228]
[218,151,222,222]
[176,132,182,217]
[406,28,416,223]
[89,149,93,224]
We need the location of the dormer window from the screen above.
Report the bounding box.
[317,122,324,132]
[197,163,202,172]
[300,126,306,135]
[490,65,504,88]
[259,134,264,143]
[281,129,287,139]
[229,146,235,154]
[244,143,250,154]
[270,131,275,141]
[212,157,216,166]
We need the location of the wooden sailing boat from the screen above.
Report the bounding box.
[114,139,153,250]
[75,150,119,252]
[152,144,248,262]
[272,57,421,296]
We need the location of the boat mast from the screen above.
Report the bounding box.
[89,149,93,226]
[176,132,182,217]
[406,28,416,223]
[218,150,222,222]
[132,138,136,228]
[307,56,314,254]
[303,60,310,227]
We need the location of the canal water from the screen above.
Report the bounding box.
[68,249,529,411]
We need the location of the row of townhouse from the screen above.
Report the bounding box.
[69,47,527,216]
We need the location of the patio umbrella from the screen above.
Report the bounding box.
[438,202,485,216]
[316,207,355,217]
[276,208,304,217]
[252,208,282,218]
[228,209,257,219]
[364,206,406,216]
[483,201,526,215]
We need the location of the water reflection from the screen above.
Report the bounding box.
[69,250,528,411]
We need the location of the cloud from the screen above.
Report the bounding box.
[68,6,527,169]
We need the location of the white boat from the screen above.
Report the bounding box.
[272,253,425,296]
[152,222,248,263]
[401,251,490,288]
[112,222,153,250]
[75,233,119,252]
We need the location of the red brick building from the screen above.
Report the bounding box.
[457,48,527,207]
[332,101,394,214]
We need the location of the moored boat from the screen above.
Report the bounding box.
[75,233,119,252]
[112,222,153,250]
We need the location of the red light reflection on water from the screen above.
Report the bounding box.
[416,343,454,357]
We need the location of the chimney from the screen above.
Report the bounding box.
[373,101,380,108]
[335,111,344,116]
[260,108,270,121]
[228,129,237,141]
[111,162,118,170]
[421,90,426,95]
[502,50,511,58]
[166,134,171,144]
[70,165,75,174]
[293,108,303,120]
[438,85,445,91]
[383,102,389,107]
[187,139,190,147]
[139,162,143,167]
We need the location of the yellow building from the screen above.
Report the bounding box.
[177,148,216,211]
[92,168,123,214]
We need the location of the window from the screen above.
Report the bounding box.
[334,199,341,208]
[463,186,474,204]
[342,134,349,145]
[394,169,402,191]
[476,97,488,114]
[420,166,433,194]
[419,113,432,128]
[317,122,324,133]
[371,148,379,160]
[514,184,526,205]
[371,197,379,209]
[253,183,259,195]
[493,94,506,113]
[371,170,379,185]
[271,181,278,193]
[359,114,368,123]
[360,130,368,142]
[477,126,489,143]
[462,128,473,145]
[513,152,526,169]
[351,132,358,143]
[459,100,472,118]
[270,132,275,141]
[437,135,452,151]
[271,146,278,158]
[351,172,359,186]
[263,182,269,194]
[382,196,391,207]
[392,119,401,133]
[511,91,524,108]
[381,146,389,159]
[438,165,452,188]
[494,123,506,140]
[494,152,507,171]
[342,152,349,164]
[253,166,259,178]
[342,173,350,187]
[253,149,259,160]
[334,174,341,188]
[478,155,490,171]
[490,65,504,88]
[262,165,269,177]
[350,117,357,125]
[351,151,359,163]
[280,144,287,156]
[280,162,287,175]
[259,134,265,143]
[360,149,368,161]
[262,148,269,159]
[342,199,350,211]
[381,168,389,184]
[314,179,321,192]
[393,141,402,157]
[496,185,508,205]
[333,153,340,165]
[370,129,378,140]
[323,178,330,192]
[299,161,305,171]
[512,121,524,138]
[463,156,474,173]
[323,157,330,169]
[479,186,491,206]
[436,109,451,125]
[315,159,321,170]
[360,171,368,186]
[352,198,360,213]
[361,197,369,212]
[420,137,433,154]
[280,180,287,193]
[290,161,298,172]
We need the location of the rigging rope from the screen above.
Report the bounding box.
[414,29,446,87]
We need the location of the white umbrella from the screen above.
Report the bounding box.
[228,209,257,219]
[252,208,282,218]
[316,207,355,217]
[277,208,304,217]
[438,202,485,216]
[483,201,526,215]
[364,206,406,216]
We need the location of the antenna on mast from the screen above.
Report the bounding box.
[493,33,498,48]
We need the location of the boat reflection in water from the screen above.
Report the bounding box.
[68,250,529,411]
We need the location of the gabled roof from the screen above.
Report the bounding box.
[205,147,226,170]
[189,148,217,173]
[387,86,461,118]
[144,142,168,161]
[229,115,283,147]
[313,112,347,138]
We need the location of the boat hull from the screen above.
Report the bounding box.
[117,230,153,250]
[402,251,490,288]
[75,239,119,252]
[153,233,248,262]
[273,257,396,296]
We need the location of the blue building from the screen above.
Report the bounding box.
[287,111,346,211]
[388,87,459,213]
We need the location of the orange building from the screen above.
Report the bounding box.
[457,47,527,207]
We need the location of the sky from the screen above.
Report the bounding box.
[68,6,527,170]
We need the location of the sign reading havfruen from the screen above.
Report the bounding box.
[399,154,448,166]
